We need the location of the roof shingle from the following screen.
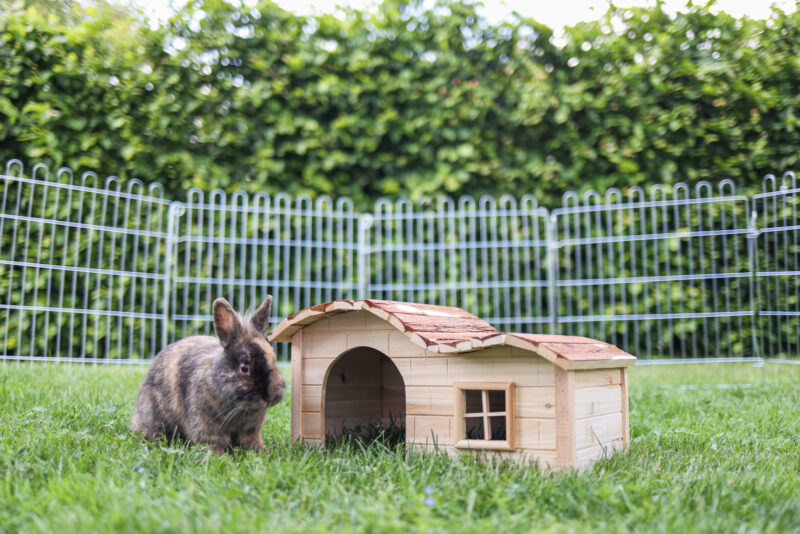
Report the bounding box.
[268,299,635,369]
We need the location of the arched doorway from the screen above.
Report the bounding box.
[323,346,406,444]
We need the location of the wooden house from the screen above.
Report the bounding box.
[268,299,636,469]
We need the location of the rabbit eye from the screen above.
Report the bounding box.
[240,362,250,374]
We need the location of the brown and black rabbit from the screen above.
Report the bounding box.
[130,295,285,452]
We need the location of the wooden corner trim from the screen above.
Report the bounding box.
[290,330,303,444]
[620,367,630,448]
[554,367,576,467]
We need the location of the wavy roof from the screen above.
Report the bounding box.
[268,299,636,370]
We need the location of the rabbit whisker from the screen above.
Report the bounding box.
[217,403,242,430]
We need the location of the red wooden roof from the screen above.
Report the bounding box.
[268,299,636,370]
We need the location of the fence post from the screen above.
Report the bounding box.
[357,214,374,299]
[161,202,183,350]
[747,208,763,361]
[546,212,560,334]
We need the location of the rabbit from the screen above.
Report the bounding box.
[130,295,285,452]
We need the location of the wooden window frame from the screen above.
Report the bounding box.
[453,381,515,451]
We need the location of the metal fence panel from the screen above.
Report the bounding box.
[551,182,756,358]
[1,158,798,362]
[368,195,552,333]
[169,190,360,354]
[754,172,800,359]
[0,160,171,362]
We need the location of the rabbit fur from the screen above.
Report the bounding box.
[130,295,285,452]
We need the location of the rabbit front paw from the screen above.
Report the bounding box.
[197,436,229,454]
[238,432,266,452]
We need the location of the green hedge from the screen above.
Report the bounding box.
[2,0,799,207]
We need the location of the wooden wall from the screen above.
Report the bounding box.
[292,311,562,468]
[293,310,407,445]
[571,367,628,469]
[289,310,629,469]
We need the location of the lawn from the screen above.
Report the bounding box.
[1,361,799,533]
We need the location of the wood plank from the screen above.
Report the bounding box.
[327,311,366,330]
[324,300,360,313]
[408,415,452,446]
[304,330,348,358]
[446,353,551,387]
[554,367,575,468]
[538,365,555,387]
[574,368,623,388]
[363,311,396,330]
[302,358,332,386]
[407,357,449,386]
[453,386,466,444]
[269,308,326,342]
[538,418,556,449]
[574,413,623,450]
[406,386,456,416]
[574,385,623,418]
[539,342,628,361]
[515,418,557,449]
[346,330,390,353]
[302,385,321,413]
[388,330,431,356]
[405,386,431,415]
[455,439,513,451]
[621,367,630,448]
[291,331,303,443]
[302,411,322,439]
[557,355,638,371]
[430,386,455,415]
[516,387,555,419]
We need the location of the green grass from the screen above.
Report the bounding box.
[1,362,800,533]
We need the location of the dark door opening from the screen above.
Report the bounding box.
[323,346,405,445]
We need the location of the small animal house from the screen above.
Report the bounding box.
[269,299,636,469]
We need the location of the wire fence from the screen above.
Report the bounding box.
[1,158,798,363]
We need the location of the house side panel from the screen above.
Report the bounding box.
[572,368,628,469]
[554,367,576,468]
[574,385,623,418]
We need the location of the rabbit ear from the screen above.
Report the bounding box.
[213,298,243,346]
[251,295,273,335]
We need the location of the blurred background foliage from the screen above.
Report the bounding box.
[1,0,799,206]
